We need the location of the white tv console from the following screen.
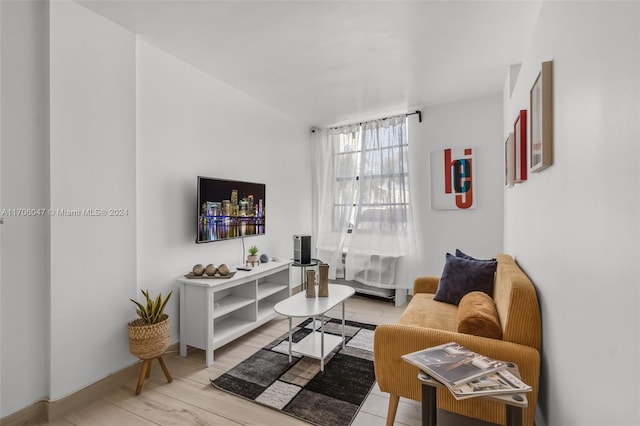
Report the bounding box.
[178,260,292,366]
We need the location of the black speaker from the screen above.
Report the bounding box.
[293,235,311,264]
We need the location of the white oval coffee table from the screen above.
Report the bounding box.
[274,284,355,371]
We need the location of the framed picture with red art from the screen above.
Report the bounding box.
[514,110,527,183]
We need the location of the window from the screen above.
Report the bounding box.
[312,115,416,286]
[332,121,410,233]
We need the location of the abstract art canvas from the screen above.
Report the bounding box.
[430,147,476,210]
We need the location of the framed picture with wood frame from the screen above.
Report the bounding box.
[514,110,527,183]
[530,60,553,172]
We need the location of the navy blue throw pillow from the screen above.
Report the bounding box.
[455,249,496,263]
[434,253,498,305]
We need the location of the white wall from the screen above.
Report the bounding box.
[409,94,504,277]
[1,1,311,418]
[49,0,137,400]
[0,0,50,417]
[504,2,640,425]
[135,40,311,338]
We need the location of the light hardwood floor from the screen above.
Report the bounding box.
[31,294,496,426]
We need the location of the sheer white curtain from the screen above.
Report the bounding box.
[311,116,417,288]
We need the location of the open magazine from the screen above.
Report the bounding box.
[401,342,506,387]
[448,368,532,400]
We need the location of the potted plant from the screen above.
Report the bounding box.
[247,245,259,266]
[127,289,172,360]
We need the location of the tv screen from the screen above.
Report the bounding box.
[196,176,266,243]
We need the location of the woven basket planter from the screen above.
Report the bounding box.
[127,314,170,360]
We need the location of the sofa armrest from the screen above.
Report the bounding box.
[413,276,439,294]
[374,324,540,426]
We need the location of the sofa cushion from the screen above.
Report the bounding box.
[457,291,503,339]
[398,293,458,331]
[433,253,497,305]
[455,249,497,262]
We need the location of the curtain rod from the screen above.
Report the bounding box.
[312,109,422,132]
[406,110,422,123]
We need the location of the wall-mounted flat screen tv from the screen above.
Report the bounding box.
[196,176,266,243]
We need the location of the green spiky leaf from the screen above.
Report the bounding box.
[130,289,173,325]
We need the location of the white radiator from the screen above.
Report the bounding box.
[334,251,396,300]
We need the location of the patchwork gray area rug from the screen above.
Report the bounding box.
[210,318,377,426]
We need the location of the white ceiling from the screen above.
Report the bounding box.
[76,0,542,127]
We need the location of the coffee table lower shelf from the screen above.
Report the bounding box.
[291,330,344,360]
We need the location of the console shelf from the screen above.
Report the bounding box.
[178,260,292,366]
[258,282,288,300]
[212,317,254,346]
[213,295,255,319]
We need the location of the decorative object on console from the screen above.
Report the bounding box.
[205,264,217,276]
[247,245,259,266]
[127,289,173,395]
[260,253,269,263]
[218,264,231,276]
[530,60,553,172]
[305,269,316,298]
[430,147,476,210]
[184,263,236,279]
[184,271,236,279]
[192,264,205,276]
[514,110,527,183]
[433,253,497,305]
[318,263,329,297]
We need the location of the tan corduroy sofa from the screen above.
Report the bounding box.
[374,254,541,426]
